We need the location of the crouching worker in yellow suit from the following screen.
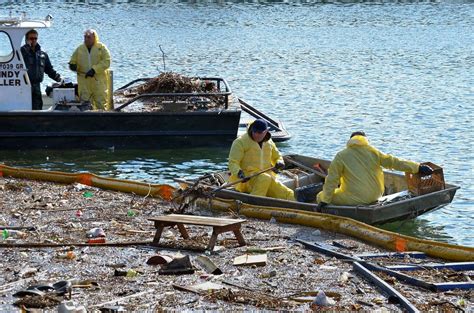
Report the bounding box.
[228,119,295,200]
[316,131,433,211]
[69,29,111,110]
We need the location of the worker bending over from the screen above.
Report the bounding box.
[316,131,433,210]
[69,29,111,110]
[228,119,294,200]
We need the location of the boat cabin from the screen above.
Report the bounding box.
[0,16,53,111]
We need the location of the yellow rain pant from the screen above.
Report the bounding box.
[240,172,294,200]
[228,129,295,201]
[317,135,419,206]
[69,30,111,110]
[77,74,108,110]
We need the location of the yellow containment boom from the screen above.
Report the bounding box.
[1,164,472,261]
[196,198,474,262]
[0,164,175,201]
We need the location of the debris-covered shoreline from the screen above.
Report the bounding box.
[0,177,472,311]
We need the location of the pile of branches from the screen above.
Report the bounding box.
[136,72,216,94]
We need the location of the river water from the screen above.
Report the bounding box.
[1,0,473,246]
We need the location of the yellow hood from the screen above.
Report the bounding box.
[347,135,369,147]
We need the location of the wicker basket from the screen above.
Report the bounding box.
[405,162,445,196]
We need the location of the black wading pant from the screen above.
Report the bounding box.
[31,83,43,110]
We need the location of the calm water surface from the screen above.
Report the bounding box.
[0,0,473,246]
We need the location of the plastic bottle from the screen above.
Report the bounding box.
[2,229,8,240]
[2,229,26,239]
[83,191,94,198]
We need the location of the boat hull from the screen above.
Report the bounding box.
[212,185,459,225]
[178,154,460,225]
[0,110,241,149]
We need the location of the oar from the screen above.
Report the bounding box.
[210,166,276,194]
[283,156,327,179]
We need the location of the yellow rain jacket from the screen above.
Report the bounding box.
[228,128,294,200]
[69,30,111,110]
[317,135,419,206]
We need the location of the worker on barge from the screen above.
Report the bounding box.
[228,119,295,200]
[69,29,111,110]
[21,29,62,110]
[316,131,433,210]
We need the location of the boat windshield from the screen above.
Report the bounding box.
[0,31,14,63]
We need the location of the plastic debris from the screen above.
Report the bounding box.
[58,301,87,313]
[195,255,223,275]
[75,210,83,217]
[87,238,106,244]
[312,291,335,307]
[339,271,352,284]
[159,255,195,275]
[259,270,277,278]
[233,254,267,266]
[86,227,106,238]
[146,255,173,266]
[83,191,94,198]
[126,269,139,278]
[127,209,136,217]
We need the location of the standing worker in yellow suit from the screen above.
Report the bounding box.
[316,131,433,210]
[228,119,295,200]
[69,29,111,110]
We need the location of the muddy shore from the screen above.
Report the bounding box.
[0,177,472,311]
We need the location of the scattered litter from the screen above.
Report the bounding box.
[82,191,94,198]
[146,254,173,266]
[246,246,285,253]
[312,290,335,307]
[86,228,106,238]
[320,265,337,270]
[19,267,38,278]
[195,255,223,275]
[233,254,267,266]
[190,281,226,292]
[259,270,277,279]
[98,305,126,312]
[339,271,352,284]
[14,294,62,308]
[159,255,195,275]
[58,300,87,313]
[87,238,106,244]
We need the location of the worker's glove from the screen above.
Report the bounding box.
[238,170,250,183]
[69,63,77,72]
[273,161,285,173]
[314,201,328,213]
[85,68,95,78]
[54,74,62,83]
[418,164,434,176]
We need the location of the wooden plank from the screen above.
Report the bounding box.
[233,254,267,266]
[149,214,246,227]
